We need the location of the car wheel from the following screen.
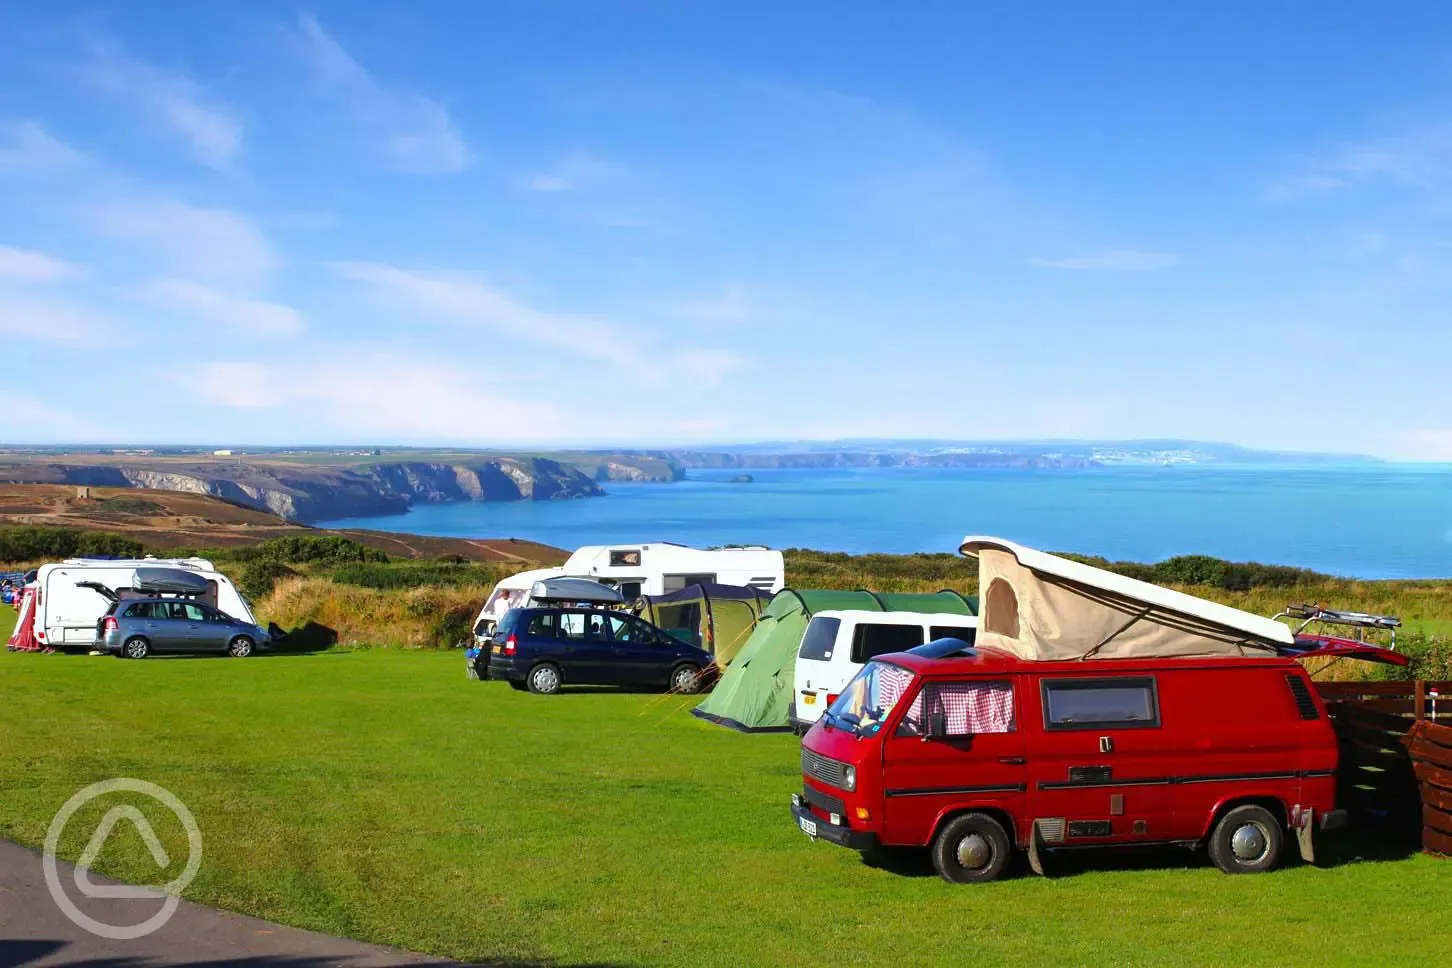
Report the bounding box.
[227,636,255,658]
[508,680,529,691]
[526,663,562,695]
[122,636,150,660]
[931,813,1012,884]
[669,663,704,695]
[1208,805,1283,874]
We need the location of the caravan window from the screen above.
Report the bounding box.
[610,550,642,567]
[663,573,716,594]
[851,623,925,663]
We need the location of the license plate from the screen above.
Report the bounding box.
[802,693,816,705]
[491,645,502,654]
[799,817,817,837]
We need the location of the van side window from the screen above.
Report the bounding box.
[1042,678,1159,730]
[984,579,1019,638]
[123,602,153,618]
[526,613,558,638]
[898,681,1014,737]
[929,625,976,644]
[851,623,925,663]
[556,613,586,640]
[798,617,841,661]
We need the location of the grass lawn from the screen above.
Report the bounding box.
[1,645,1449,967]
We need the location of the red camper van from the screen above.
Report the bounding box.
[790,537,1405,883]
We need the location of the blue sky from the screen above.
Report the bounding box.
[3,2,1452,457]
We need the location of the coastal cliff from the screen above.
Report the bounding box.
[0,458,603,522]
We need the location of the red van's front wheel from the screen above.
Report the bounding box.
[931,813,1012,884]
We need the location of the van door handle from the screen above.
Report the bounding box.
[999,756,1026,765]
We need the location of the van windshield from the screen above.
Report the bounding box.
[824,661,917,738]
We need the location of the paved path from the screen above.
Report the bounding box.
[0,840,461,967]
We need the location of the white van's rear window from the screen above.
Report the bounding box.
[798,617,841,661]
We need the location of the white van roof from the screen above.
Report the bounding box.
[812,609,979,624]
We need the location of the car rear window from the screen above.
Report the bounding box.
[1042,678,1159,730]
[851,623,925,663]
[523,612,556,638]
[122,602,153,618]
[797,616,841,661]
[929,625,976,645]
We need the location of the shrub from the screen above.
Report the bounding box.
[329,561,510,591]
[239,560,298,600]
[0,526,145,562]
[1370,632,1452,681]
[234,535,389,566]
[95,497,167,515]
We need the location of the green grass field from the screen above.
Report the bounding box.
[2,644,1449,967]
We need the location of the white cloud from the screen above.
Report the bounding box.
[141,279,305,338]
[331,261,746,387]
[1028,250,1181,271]
[173,354,564,440]
[0,391,110,441]
[92,198,277,287]
[0,246,83,283]
[0,122,86,172]
[0,293,115,346]
[82,43,243,170]
[1385,429,1452,461]
[669,286,752,323]
[293,14,469,174]
[521,152,616,192]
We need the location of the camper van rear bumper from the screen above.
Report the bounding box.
[791,796,877,850]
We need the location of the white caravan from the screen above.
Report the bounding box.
[790,610,978,732]
[26,557,257,650]
[471,543,785,640]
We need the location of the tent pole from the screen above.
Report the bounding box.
[1080,607,1153,660]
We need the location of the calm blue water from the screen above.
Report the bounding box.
[316,465,1452,579]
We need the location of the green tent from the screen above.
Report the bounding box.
[635,583,773,667]
[691,588,977,732]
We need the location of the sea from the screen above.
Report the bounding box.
[314,464,1452,580]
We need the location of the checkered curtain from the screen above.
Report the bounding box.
[905,681,1014,735]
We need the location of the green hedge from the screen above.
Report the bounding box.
[0,526,146,562]
[329,561,506,591]
[1068,553,1325,591]
[232,535,389,566]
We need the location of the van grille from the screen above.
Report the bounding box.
[1285,674,1320,720]
[801,748,851,790]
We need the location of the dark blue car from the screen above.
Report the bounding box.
[486,607,715,695]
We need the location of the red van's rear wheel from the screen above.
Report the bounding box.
[931,813,1012,884]
[1208,804,1283,874]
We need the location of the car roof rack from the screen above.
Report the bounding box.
[1274,603,1402,648]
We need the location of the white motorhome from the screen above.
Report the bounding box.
[471,543,785,640]
[26,557,257,651]
[790,609,978,733]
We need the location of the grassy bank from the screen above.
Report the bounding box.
[0,645,1445,967]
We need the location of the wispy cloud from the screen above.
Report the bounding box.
[0,122,86,173]
[0,293,115,346]
[81,41,243,170]
[140,279,305,338]
[1028,250,1181,271]
[669,286,753,323]
[520,152,617,192]
[0,246,83,283]
[330,261,745,384]
[292,13,469,174]
[1268,126,1452,201]
[174,353,563,440]
[92,198,277,287]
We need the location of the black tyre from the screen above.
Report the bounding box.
[508,680,528,691]
[669,663,704,695]
[1207,804,1283,874]
[227,636,255,658]
[122,636,150,660]
[931,813,1012,884]
[526,663,562,695]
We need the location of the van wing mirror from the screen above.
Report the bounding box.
[927,711,948,740]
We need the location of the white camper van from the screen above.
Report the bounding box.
[790,610,978,733]
[471,543,785,640]
[27,557,257,651]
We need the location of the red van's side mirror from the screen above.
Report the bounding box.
[927,711,948,740]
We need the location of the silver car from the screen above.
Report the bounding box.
[98,597,270,659]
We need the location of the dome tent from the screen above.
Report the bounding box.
[634,583,773,667]
[692,588,976,732]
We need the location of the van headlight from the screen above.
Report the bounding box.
[843,765,856,792]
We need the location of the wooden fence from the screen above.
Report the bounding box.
[1315,680,1452,856]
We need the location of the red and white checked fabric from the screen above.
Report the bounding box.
[874,664,916,712]
[905,681,1014,735]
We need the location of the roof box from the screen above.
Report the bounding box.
[133,567,213,596]
[530,577,624,605]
